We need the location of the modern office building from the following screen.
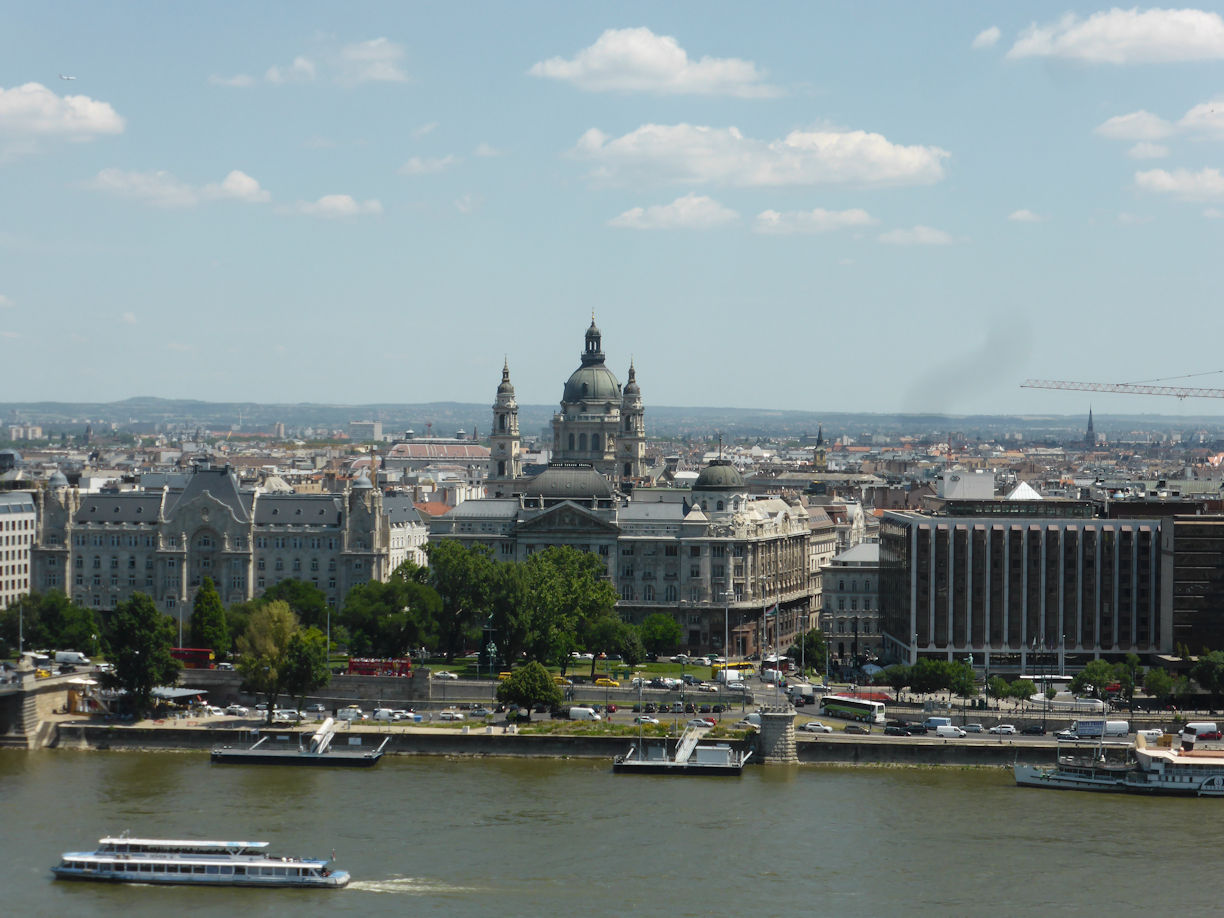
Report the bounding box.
[0,490,36,609]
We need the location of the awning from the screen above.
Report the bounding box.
[151,686,209,700]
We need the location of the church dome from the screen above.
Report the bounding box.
[48,469,69,488]
[522,463,614,500]
[562,364,622,403]
[694,459,744,491]
[352,472,374,490]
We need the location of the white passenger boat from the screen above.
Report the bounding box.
[1016,732,1224,797]
[51,836,349,887]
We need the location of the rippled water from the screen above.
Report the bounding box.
[1,749,1216,917]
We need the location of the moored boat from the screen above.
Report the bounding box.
[211,717,388,766]
[51,836,349,887]
[613,725,751,775]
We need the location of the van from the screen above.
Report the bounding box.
[1182,722,1221,741]
[55,651,90,665]
[568,706,601,721]
[371,708,396,721]
[935,725,967,738]
[924,716,952,730]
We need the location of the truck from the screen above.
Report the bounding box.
[54,651,91,665]
[787,684,815,706]
[1056,719,1129,740]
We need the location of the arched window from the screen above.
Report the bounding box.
[838,579,845,591]
[665,585,677,602]
[625,417,632,431]
[591,433,600,451]
[499,415,506,431]
[716,501,724,511]
[643,584,654,601]
[568,433,575,450]
[497,460,506,476]
[579,433,588,451]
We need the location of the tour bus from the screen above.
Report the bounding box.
[712,661,756,678]
[819,694,886,725]
[170,648,215,669]
[346,657,413,677]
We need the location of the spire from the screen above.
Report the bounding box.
[816,424,824,447]
[497,357,515,396]
[1085,406,1095,447]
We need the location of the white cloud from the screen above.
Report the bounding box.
[753,207,875,234]
[609,193,739,230]
[87,168,270,207]
[0,294,12,308]
[1008,8,1224,63]
[0,330,19,339]
[474,142,503,157]
[121,311,136,325]
[1008,209,1044,222]
[1178,98,1224,137]
[266,56,317,84]
[290,194,383,217]
[972,26,1001,50]
[1127,141,1169,158]
[1095,110,1174,140]
[531,27,779,97]
[454,193,481,214]
[0,82,124,138]
[574,123,949,187]
[166,341,192,352]
[337,38,408,85]
[1135,167,1224,199]
[412,121,438,138]
[1205,207,1224,218]
[208,73,255,88]
[1117,212,1152,225]
[878,225,955,245]
[398,154,458,175]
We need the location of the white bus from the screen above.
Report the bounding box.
[819,695,886,725]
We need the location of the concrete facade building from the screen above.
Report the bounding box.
[821,542,882,663]
[0,491,36,609]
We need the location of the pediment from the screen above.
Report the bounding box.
[516,501,620,536]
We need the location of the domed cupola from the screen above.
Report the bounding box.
[624,360,640,397]
[694,459,745,491]
[497,358,515,397]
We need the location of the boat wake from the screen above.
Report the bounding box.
[347,876,477,895]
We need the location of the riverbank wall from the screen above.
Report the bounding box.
[49,722,1051,766]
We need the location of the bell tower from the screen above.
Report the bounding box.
[489,358,521,497]
[619,360,646,482]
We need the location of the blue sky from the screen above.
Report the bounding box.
[2,3,1223,416]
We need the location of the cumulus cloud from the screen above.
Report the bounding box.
[87,168,270,207]
[878,225,955,245]
[412,121,438,138]
[1008,209,1044,222]
[0,82,124,140]
[1135,167,1224,199]
[531,27,779,97]
[752,207,875,234]
[398,154,458,175]
[1127,141,1169,158]
[121,311,136,325]
[1178,98,1224,137]
[266,56,317,84]
[474,142,503,157]
[1095,109,1174,140]
[608,193,739,230]
[574,123,949,188]
[336,38,408,85]
[454,193,481,214]
[289,194,383,217]
[1008,8,1224,63]
[972,26,1001,49]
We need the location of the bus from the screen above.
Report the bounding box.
[346,657,413,677]
[819,694,886,724]
[712,661,755,678]
[170,648,215,669]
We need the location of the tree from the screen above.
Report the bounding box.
[189,577,229,658]
[948,660,977,700]
[486,561,532,667]
[639,612,682,658]
[100,593,180,716]
[909,658,951,694]
[260,579,330,631]
[235,601,298,723]
[1,591,100,657]
[1071,659,1118,699]
[425,540,493,661]
[1144,667,1174,706]
[282,627,331,713]
[495,661,561,719]
[583,615,636,679]
[1008,679,1037,709]
[786,629,827,676]
[523,546,618,671]
[880,664,911,701]
[1191,651,1224,701]
[339,577,440,657]
[987,675,1009,702]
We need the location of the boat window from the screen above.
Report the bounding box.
[194,865,206,874]
[221,866,233,875]
[140,863,152,872]
[207,865,219,875]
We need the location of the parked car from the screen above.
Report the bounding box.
[989,724,1017,735]
[843,724,869,734]
[905,724,929,735]
[224,705,249,716]
[1021,724,1046,735]
[439,710,465,721]
[801,721,833,734]
[884,725,908,736]
[305,703,327,714]
[964,723,985,733]
[687,718,716,728]
[594,677,620,687]
[433,670,459,680]
[634,715,660,725]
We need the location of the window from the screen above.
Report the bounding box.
[712,565,724,579]
[665,545,678,557]
[257,559,265,570]
[275,559,283,571]
[690,546,701,557]
[292,558,302,571]
[621,585,633,600]
[665,585,677,602]
[643,584,654,601]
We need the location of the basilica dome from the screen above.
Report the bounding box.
[562,364,621,403]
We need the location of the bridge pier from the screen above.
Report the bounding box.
[757,705,797,764]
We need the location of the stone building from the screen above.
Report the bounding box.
[0,490,36,609]
[821,542,882,663]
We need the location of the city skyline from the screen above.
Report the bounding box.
[2,4,1223,415]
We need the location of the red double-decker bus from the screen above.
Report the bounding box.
[171,647,215,669]
[346,657,413,677]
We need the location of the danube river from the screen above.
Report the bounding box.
[2,749,1215,916]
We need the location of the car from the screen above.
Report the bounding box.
[687,718,716,728]
[698,683,718,693]
[336,706,366,721]
[724,682,748,693]
[964,723,985,733]
[1021,724,1046,735]
[271,709,298,723]
[433,670,459,680]
[643,702,657,714]
[634,715,660,725]
[670,654,690,664]
[698,704,712,714]
[224,705,250,716]
[605,704,617,713]
[989,724,1017,735]
[905,724,929,735]
[884,725,908,736]
[594,677,620,687]
[801,721,833,734]
[371,708,396,721]
[553,675,572,686]
[843,724,869,734]
[305,703,327,714]
[735,720,759,730]
[470,706,492,717]
[216,662,235,671]
[439,710,465,721]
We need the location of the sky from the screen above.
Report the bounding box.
[2,3,1224,417]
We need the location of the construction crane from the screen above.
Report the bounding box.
[1021,378,1224,400]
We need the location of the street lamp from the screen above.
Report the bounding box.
[486,642,497,700]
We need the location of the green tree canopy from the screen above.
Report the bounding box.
[639,612,682,657]
[100,593,180,716]
[282,626,331,711]
[948,660,977,699]
[189,577,229,658]
[486,561,531,668]
[495,661,561,719]
[1144,667,1174,705]
[425,540,494,661]
[523,546,617,671]
[1,591,100,658]
[908,658,951,694]
[1070,659,1119,699]
[786,629,827,675]
[339,576,440,658]
[260,579,330,631]
[236,600,299,723]
[1191,651,1224,699]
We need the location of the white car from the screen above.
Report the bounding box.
[224,705,250,716]
[336,706,366,721]
[801,721,834,734]
[439,710,465,721]
[989,724,1017,735]
[634,715,660,725]
[432,670,459,680]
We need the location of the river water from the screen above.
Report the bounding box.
[1,749,1216,916]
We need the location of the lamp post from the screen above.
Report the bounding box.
[486,642,497,700]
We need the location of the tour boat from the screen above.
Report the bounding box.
[1016,732,1224,797]
[51,836,349,887]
